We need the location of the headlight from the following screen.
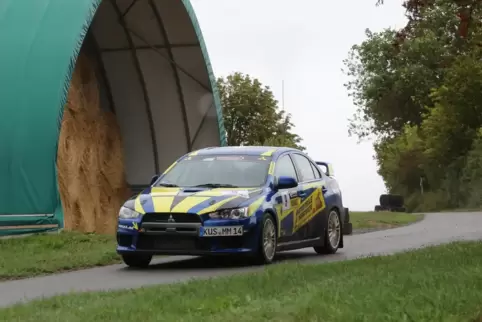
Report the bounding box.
[119,206,141,219]
[209,207,249,220]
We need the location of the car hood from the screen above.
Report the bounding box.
[125,186,266,215]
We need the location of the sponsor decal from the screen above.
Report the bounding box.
[236,190,250,198]
[293,189,325,231]
[216,156,245,161]
[118,222,139,231]
[219,190,250,198]
[281,192,290,210]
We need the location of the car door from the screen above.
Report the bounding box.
[290,153,326,240]
[273,153,301,242]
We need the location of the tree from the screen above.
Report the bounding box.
[345,0,482,211]
[217,72,304,150]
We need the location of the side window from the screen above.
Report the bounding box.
[310,162,322,179]
[274,155,298,180]
[292,154,316,182]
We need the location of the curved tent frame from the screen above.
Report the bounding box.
[0,0,226,235]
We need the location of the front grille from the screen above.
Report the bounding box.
[142,213,202,224]
[137,234,199,250]
[135,234,248,251]
[117,234,133,247]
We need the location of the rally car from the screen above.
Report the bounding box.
[116,146,351,267]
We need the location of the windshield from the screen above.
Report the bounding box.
[157,154,271,188]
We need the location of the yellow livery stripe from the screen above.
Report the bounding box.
[248,196,265,216]
[134,196,145,214]
[171,196,211,213]
[150,187,181,196]
[162,162,177,175]
[152,196,175,212]
[268,162,275,175]
[261,149,276,156]
[198,196,239,215]
[303,181,325,190]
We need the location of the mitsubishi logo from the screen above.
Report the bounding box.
[167,214,175,223]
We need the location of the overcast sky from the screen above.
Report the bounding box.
[190,0,408,211]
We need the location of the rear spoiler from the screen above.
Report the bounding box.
[315,161,335,177]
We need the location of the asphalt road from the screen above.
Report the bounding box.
[0,212,481,308]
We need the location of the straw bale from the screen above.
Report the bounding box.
[57,52,129,235]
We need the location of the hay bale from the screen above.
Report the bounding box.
[57,52,129,235]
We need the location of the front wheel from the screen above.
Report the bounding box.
[121,253,152,268]
[314,209,341,254]
[253,213,277,265]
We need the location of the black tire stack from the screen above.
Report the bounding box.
[374,194,406,212]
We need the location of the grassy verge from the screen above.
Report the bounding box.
[1,241,481,321]
[0,231,120,280]
[351,211,423,229]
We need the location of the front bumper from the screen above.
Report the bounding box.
[116,215,259,256]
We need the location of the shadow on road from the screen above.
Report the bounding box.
[119,249,345,273]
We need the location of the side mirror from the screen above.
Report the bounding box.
[276,176,298,190]
[150,174,159,186]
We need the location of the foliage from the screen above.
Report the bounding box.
[217,72,304,150]
[345,0,482,211]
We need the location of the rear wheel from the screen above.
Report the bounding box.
[314,209,341,254]
[121,253,152,268]
[253,213,277,265]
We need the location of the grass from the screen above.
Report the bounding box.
[1,241,482,321]
[0,231,120,280]
[350,211,423,229]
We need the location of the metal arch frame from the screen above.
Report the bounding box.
[127,28,210,92]
[110,0,160,173]
[190,102,214,146]
[89,30,116,115]
[149,0,192,151]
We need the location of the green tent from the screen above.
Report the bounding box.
[0,0,226,236]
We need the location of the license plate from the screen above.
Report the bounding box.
[199,226,243,237]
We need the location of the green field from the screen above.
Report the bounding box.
[0,241,481,321]
[0,231,120,280]
[350,211,423,229]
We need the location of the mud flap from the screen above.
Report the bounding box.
[342,207,353,235]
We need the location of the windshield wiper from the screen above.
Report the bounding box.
[157,182,179,187]
[194,183,238,188]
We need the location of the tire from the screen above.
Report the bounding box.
[121,253,152,268]
[314,208,341,254]
[253,213,277,265]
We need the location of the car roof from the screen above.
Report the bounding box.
[191,146,300,157]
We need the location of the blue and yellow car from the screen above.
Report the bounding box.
[116,146,352,267]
